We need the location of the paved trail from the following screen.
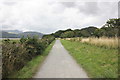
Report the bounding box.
[34,40,88,78]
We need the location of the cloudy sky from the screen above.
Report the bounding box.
[0,0,119,34]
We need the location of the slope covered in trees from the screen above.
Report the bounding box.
[45,18,119,38]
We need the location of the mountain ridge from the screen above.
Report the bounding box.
[1,30,44,38]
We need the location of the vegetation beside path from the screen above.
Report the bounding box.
[9,40,55,78]
[61,40,118,78]
[2,35,55,78]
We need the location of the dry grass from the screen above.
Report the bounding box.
[82,37,118,49]
[62,37,82,42]
[62,37,118,49]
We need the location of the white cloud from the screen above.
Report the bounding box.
[0,0,118,34]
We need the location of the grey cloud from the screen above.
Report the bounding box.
[61,2,99,15]
[98,2,118,18]
[60,2,76,8]
[29,26,59,34]
[1,0,118,34]
[3,1,17,6]
[118,1,120,18]
[78,2,99,15]
[2,25,13,29]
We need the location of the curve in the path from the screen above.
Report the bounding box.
[34,40,88,78]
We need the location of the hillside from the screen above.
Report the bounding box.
[19,32,43,38]
[1,31,44,38]
[3,30,23,34]
[0,31,18,38]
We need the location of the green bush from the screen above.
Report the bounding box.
[2,41,28,77]
[2,35,55,78]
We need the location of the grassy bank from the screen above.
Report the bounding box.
[9,40,55,78]
[61,40,118,78]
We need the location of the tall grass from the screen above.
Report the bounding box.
[63,37,118,49]
[81,37,118,49]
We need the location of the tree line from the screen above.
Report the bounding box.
[44,18,119,38]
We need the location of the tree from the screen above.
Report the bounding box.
[94,29,106,37]
[73,29,82,37]
[52,30,65,38]
[106,18,120,28]
[79,27,98,37]
[60,31,75,38]
[100,18,119,37]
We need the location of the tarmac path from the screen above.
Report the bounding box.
[34,40,88,78]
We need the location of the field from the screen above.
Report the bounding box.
[61,39,118,78]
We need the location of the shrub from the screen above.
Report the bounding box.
[2,35,55,78]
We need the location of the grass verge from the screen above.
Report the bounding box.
[61,40,118,78]
[9,40,55,78]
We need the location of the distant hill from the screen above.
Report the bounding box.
[3,30,23,34]
[0,31,19,38]
[19,31,43,38]
[0,30,44,38]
